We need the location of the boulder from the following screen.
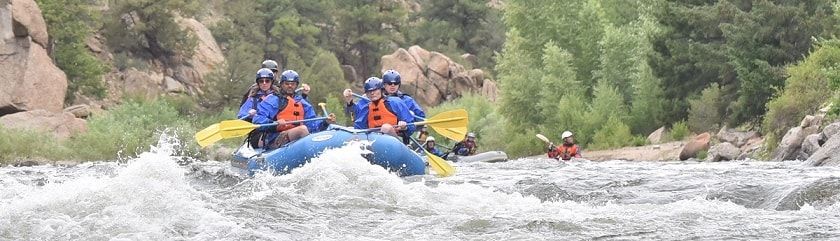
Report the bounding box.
[770,126,819,161]
[737,137,764,160]
[647,127,666,144]
[799,114,823,128]
[708,142,741,162]
[801,134,821,157]
[10,0,47,46]
[821,122,840,142]
[178,17,224,80]
[379,46,498,108]
[64,104,91,118]
[164,76,185,93]
[806,131,840,166]
[716,128,760,148]
[0,109,87,140]
[679,132,710,160]
[0,0,68,115]
[407,45,430,67]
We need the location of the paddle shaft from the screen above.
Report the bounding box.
[259,117,328,129]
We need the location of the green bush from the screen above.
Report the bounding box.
[631,135,649,146]
[670,120,689,141]
[424,93,507,154]
[590,117,634,150]
[763,38,837,145]
[688,83,724,133]
[697,150,708,160]
[0,124,71,164]
[66,97,201,161]
[37,0,108,103]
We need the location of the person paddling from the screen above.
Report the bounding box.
[423,136,446,157]
[240,60,310,106]
[344,77,416,138]
[252,70,335,149]
[547,131,582,161]
[451,132,478,156]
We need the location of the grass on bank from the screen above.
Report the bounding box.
[0,97,238,165]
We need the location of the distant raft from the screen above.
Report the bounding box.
[231,125,427,177]
[446,151,508,163]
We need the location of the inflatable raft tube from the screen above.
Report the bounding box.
[447,151,508,163]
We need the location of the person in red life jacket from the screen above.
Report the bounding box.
[381,70,426,122]
[547,131,582,161]
[346,77,416,138]
[252,70,336,149]
[451,132,478,156]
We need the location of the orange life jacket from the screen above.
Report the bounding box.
[549,144,580,161]
[274,95,304,131]
[367,99,398,128]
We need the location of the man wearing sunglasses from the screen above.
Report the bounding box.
[347,77,415,138]
[239,60,311,106]
[252,70,336,149]
[381,69,425,123]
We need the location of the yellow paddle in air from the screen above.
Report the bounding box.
[195,116,327,147]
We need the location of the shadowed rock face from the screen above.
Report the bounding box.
[379,45,499,108]
[806,131,840,167]
[0,0,68,115]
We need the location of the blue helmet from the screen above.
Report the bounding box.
[382,69,401,85]
[255,68,275,83]
[364,77,384,92]
[279,70,300,83]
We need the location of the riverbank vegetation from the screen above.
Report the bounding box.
[12,0,840,162]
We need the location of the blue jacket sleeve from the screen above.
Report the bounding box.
[386,97,416,136]
[237,97,256,120]
[430,148,445,157]
[353,101,368,129]
[253,95,280,131]
[401,95,426,121]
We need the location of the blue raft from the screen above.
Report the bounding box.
[230,125,427,177]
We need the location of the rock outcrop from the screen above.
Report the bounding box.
[771,115,822,161]
[708,142,740,162]
[380,45,499,108]
[0,0,68,115]
[806,131,840,166]
[0,109,86,140]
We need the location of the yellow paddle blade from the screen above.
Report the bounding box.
[435,127,467,142]
[426,150,455,177]
[195,123,221,147]
[415,109,468,128]
[415,109,469,141]
[218,120,259,138]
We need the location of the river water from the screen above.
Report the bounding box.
[2,135,839,240]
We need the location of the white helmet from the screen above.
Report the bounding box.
[561,131,574,139]
[426,136,436,142]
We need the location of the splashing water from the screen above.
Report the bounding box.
[1,133,840,240]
